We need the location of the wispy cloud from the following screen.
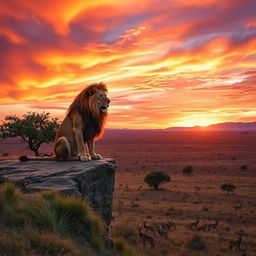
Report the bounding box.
[0,0,256,128]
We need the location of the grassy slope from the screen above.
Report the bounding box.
[0,183,139,256]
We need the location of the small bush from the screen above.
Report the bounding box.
[183,166,194,175]
[186,235,207,251]
[240,165,248,170]
[144,171,171,190]
[220,183,236,194]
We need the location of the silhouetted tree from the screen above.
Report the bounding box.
[144,171,171,190]
[183,166,194,175]
[0,112,60,156]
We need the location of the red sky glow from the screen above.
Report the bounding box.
[0,0,256,128]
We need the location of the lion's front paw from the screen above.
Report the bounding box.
[91,153,102,160]
[79,154,90,161]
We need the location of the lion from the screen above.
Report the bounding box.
[20,82,110,161]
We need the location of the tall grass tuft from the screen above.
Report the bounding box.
[0,182,22,227]
[29,231,82,256]
[114,238,141,256]
[112,222,138,245]
[0,182,134,256]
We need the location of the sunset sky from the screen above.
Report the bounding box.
[0,0,256,129]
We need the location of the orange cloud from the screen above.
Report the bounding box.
[0,0,256,128]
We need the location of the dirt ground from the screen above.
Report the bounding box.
[1,130,256,255]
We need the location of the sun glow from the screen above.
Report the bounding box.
[0,0,256,128]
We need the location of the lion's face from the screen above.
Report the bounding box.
[95,90,110,113]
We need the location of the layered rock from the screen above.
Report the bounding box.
[0,158,116,229]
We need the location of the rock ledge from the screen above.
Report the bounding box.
[0,158,116,228]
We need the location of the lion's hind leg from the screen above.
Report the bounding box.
[54,137,71,161]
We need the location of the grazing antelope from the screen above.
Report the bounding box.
[137,225,155,249]
[186,219,199,230]
[162,221,176,231]
[143,222,156,234]
[207,220,219,231]
[237,230,248,238]
[234,203,243,211]
[167,219,176,230]
[228,236,242,252]
[197,224,207,232]
[156,225,168,239]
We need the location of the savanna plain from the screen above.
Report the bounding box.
[1,130,256,256]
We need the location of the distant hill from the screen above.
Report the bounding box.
[166,122,256,131]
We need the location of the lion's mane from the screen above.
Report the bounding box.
[67,82,108,141]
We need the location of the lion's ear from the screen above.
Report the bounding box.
[88,88,96,96]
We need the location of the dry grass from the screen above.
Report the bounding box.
[111,172,256,256]
[0,183,140,256]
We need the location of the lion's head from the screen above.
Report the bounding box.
[67,82,110,139]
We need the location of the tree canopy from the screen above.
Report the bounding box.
[144,171,171,190]
[0,112,60,156]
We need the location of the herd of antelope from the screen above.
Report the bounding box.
[185,218,219,232]
[136,219,176,249]
[134,217,249,255]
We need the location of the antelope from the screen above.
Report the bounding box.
[168,219,176,230]
[234,203,243,211]
[156,225,168,239]
[143,222,156,234]
[137,225,155,249]
[207,220,219,231]
[186,219,199,230]
[197,224,207,232]
[161,220,176,231]
[237,230,248,238]
[228,236,242,252]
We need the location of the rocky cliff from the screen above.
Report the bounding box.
[0,158,116,231]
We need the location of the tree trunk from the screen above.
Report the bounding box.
[153,184,159,190]
[34,150,40,157]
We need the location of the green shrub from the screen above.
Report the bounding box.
[186,235,207,251]
[183,166,194,175]
[144,171,171,190]
[220,183,236,194]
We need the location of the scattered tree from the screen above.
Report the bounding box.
[144,171,171,190]
[0,112,60,156]
[220,183,236,194]
[240,165,248,171]
[183,166,194,175]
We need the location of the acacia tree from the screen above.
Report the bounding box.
[144,171,171,190]
[0,112,60,156]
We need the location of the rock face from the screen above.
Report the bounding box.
[0,158,116,230]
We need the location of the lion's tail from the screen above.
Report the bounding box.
[19,155,57,161]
